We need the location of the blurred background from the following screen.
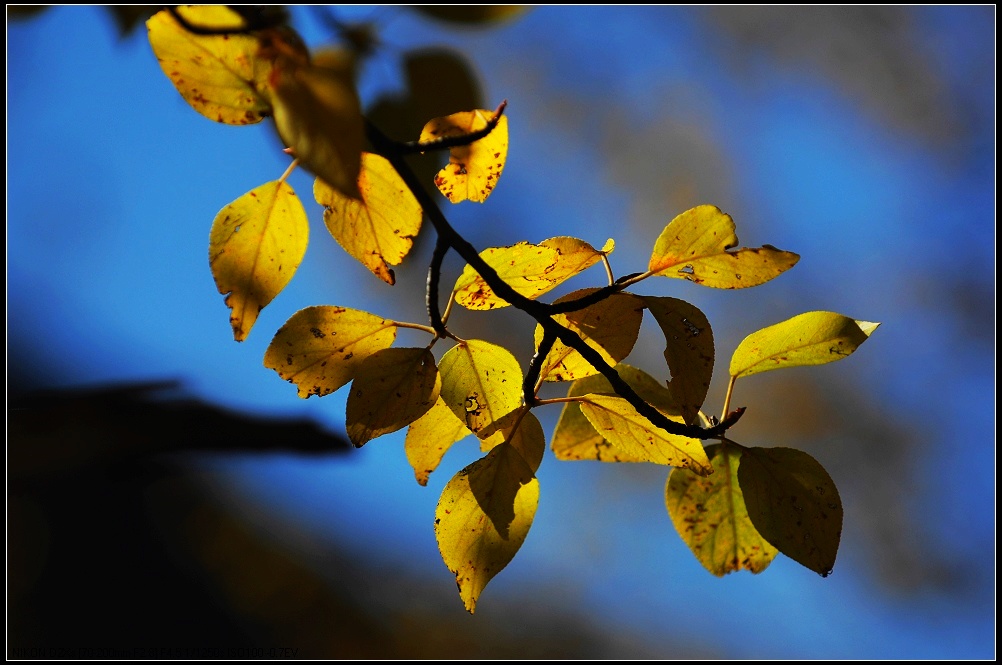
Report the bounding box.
[8,6,995,659]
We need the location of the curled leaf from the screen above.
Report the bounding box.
[729,311,880,378]
[264,305,396,398]
[435,412,543,613]
[270,49,364,198]
[737,447,843,577]
[420,109,508,203]
[648,205,799,288]
[147,5,277,125]
[643,296,714,425]
[346,348,440,447]
[405,397,471,486]
[666,444,779,576]
[552,365,681,462]
[534,290,644,382]
[315,152,423,285]
[209,180,308,341]
[438,340,523,435]
[576,394,711,473]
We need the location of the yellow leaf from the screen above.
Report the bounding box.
[648,205,799,289]
[345,348,440,447]
[666,444,778,576]
[209,181,308,342]
[147,6,276,125]
[438,340,523,435]
[576,394,711,473]
[404,397,471,486]
[420,109,508,203]
[729,311,880,378]
[643,296,714,425]
[271,49,364,198]
[533,290,644,382]
[452,242,560,310]
[314,152,423,285]
[435,413,543,613]
[737,447,843,577]
[263,305,396,398]
[552,365,681,462]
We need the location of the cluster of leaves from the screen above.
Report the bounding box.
[148,6,879,613]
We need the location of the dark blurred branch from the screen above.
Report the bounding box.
[9,381,351,483]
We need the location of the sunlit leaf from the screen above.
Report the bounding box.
[453,236,609,310]
[263,305,395,398]
[345,348,440,447]
[576,394,711,473]
[405,397,471,486]
[209,181,308,342]
[420,109,508,203]
[314,152,423,285]
[648,205,799,289]
[534,290,644,382]
[644,296,714,425]
[412,6,527,25]
[738,447,843,577]
[435,411,543,613]
[552,365,681,462]
[147,6,276,125]
[438,340,523,434]
[271,49,364,198]
[666,444,778,576]
[729,311,880,378]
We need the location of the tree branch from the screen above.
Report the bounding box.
[365,117,741,441]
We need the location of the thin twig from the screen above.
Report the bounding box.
[523,330,556,406]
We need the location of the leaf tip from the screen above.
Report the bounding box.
[856,320,880,336]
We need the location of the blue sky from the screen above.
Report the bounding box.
[8,6,995,658]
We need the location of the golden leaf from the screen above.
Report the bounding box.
[551,365,681,462]
[649,205,799,288]
[666,444,779,576]
[209,180,308,341]
[314,152,423,285]
[263,305,396,398]
[438,340,523,434]
[147,5,275,125]
[420,109,508,203]
[577,394,711,473]
[729,311,880,378]
[643,296,714,425]
[435,412,543,613]
[346,348,440,446]
[404,397,471,486]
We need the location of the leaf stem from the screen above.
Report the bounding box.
[601,254,615,286]
[278,158,300,184]
[391,320,438,336]
[721,376,737,424]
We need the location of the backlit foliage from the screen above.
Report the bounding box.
[149,6,879,612]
